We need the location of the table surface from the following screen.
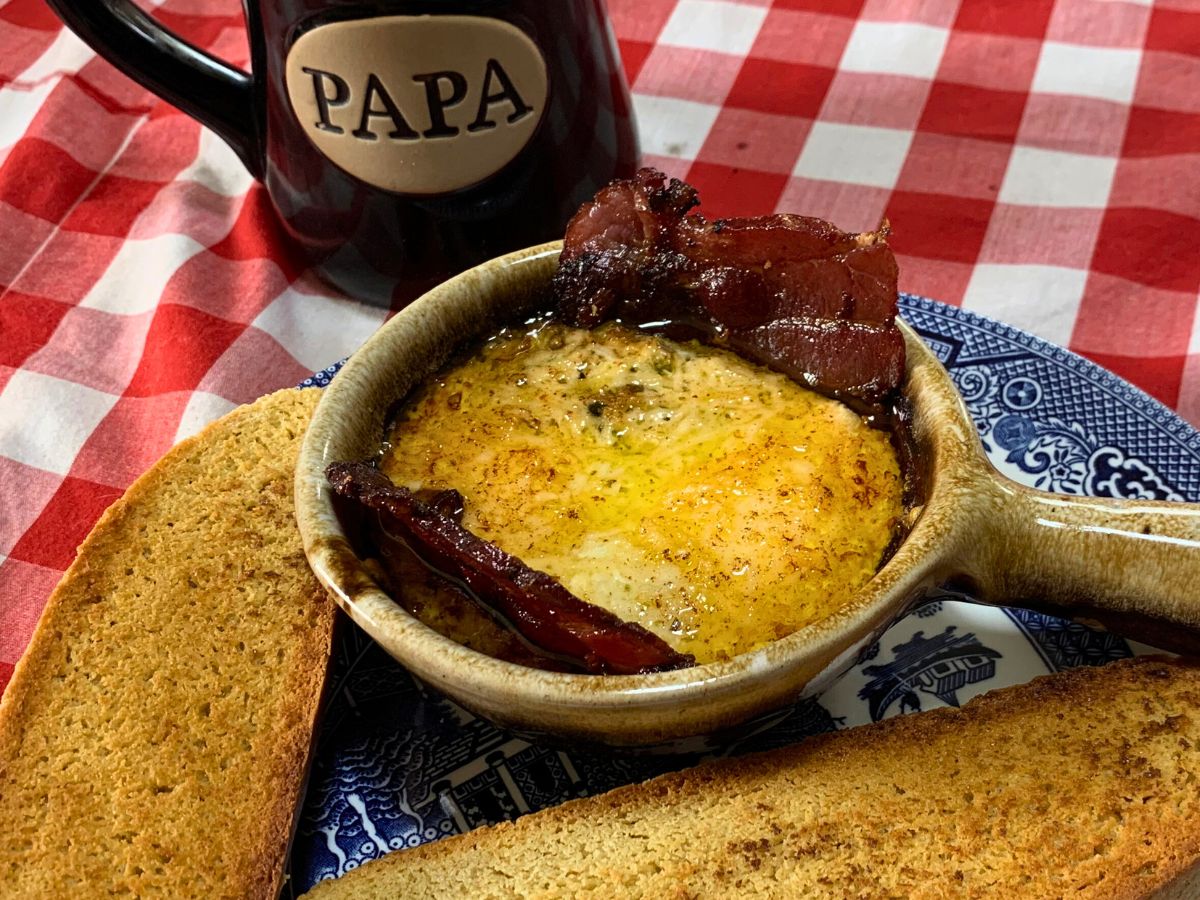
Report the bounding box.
[3,0,1200,692]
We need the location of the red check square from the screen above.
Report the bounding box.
[62,174,165,237]
[1,0,62,31]
[750,8,854,68]
[919,82,1027,143]
[1123,106,1200,158]
[1084,351,1187,412]
[725,58,836,119]
[896,132,1011,202]
[1091,208,1200,294]
[696,107,813,174]
[684,161,789,217]
[124,304,247,397]
[0,138,96,223]
[0,292,70,369]
[772,0,864,17]
[886,190,994,264]
[936,31,1042,92]
[897,256,975,305]
[1145,7,1200,57]
[955,0,1055,38]
[7,475,123,571]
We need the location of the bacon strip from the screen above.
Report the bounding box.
[552,168,904,411]
[327,461,695,675]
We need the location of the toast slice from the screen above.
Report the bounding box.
[301,656,1200,899]
[0,388,333,898]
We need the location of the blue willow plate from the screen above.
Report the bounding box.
[288,294,1200,894]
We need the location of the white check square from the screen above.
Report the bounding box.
[0,78,57,150]
[17,28,94,84]
[1185,295,1200,356]
[999,146,1117,208]
[174,391,239,443]
[632,94,721,160]
[0,371,117,475]
[962,264,1088,347]
[251,283,387,372]
[658,0,768,56]
[839,21,949,80]
[1032,42,1141,105]
[81,233,205,316]
[793,122,913,189]
[176,129,256,199]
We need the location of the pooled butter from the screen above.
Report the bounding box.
[381,319,903,664]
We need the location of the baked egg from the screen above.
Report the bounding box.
[380,318,903,664]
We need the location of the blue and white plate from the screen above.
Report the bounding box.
[289,295,1200,894]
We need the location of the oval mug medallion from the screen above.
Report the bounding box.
[285,15,549,196]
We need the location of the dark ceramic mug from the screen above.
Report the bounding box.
[46,0,640,302]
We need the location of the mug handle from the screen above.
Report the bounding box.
[45,0,261,178]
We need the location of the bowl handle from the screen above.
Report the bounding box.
[961,477,1200,655]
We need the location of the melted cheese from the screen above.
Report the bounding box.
[381,320,903,664]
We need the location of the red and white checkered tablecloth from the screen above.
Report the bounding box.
[3,0,1200,693]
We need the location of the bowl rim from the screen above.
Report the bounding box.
[294,241,976,737]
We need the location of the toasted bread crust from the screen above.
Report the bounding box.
[0,388,332,898]
[302,657,1200,899]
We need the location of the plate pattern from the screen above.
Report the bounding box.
[288,296,1200,894]
[902,296,1197,499]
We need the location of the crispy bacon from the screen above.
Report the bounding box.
[553,168,904,411]
[327,461,695,675]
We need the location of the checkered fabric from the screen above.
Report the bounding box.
[2,0,1199,692]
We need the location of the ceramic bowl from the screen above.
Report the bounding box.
[295,242,1200,746]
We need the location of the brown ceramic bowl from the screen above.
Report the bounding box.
[294,242,1200,747]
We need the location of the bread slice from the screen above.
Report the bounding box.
[0,388,333,898]
[301,656,1200,899]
